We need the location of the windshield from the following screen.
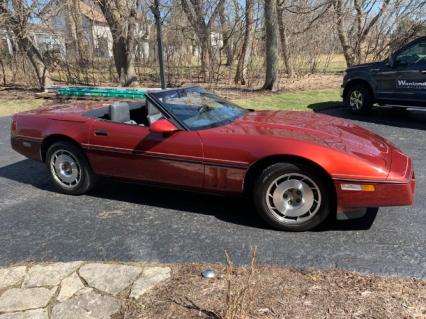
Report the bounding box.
[149,87,248,130]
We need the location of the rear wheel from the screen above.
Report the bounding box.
[46,141,97,195]
[253,163,332,231]
[345,84,373,114]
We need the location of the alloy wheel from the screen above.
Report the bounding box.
[50,149,82,188]
[265,173,322,224]
[349,90,363,110]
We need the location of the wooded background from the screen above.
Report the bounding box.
[0,0,424,91]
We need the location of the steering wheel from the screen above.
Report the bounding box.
[197,104,212,115]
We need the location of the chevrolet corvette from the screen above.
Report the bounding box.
[11,86,416,231]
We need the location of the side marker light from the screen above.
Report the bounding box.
[341,184,375,192]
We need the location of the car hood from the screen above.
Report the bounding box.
[224,111,395,170]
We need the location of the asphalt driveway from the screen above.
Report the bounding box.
[0,107,425,278]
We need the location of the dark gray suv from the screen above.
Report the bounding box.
[341,36,426,114]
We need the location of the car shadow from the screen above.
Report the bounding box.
[0,159,378,232]
[308,102,426,130]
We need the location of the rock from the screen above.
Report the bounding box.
[0,309,48,319]
[0,266,26,290]
[51,289,121,319]
[79,263,141,295]
[130,267,171,299]
[75,287,94,295]
[57,272,85,302]
[0,287,56,312]
[23,262,83,287]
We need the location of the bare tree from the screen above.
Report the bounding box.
[219,0,233,66]
[235,0,254,84]
[181,0,225,80]
[277,0,293,77]
[332,0,395,66]
[0,0,423,89]
[263,0,279,91]
[97,0,139,86]
[64,0,91,84]
[0,0,51,89]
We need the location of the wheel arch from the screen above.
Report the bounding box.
[41,134,83,162]
[243,155,336,204]
[343,79,375,100]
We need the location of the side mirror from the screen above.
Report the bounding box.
[149,119,178,134]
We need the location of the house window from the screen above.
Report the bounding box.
[95,36,109,58]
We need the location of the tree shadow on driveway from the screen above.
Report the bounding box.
[0,159,378,232]
[308,103,426,130]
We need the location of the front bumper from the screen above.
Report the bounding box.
[334,173,416,212]
[335,147,415,212]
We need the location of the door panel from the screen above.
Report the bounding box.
[376,68,426,104]
[375,67,399,100]
[87,119,204,188]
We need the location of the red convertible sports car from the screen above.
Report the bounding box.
[11,86,416,231]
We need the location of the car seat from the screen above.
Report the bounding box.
[109,102,137,125]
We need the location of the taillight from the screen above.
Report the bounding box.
[11,116,17,135]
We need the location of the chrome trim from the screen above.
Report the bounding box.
[333,177,410,185]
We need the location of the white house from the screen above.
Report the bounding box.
[40,0,153,61]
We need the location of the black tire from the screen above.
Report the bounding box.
[46,141,97,195]
[344,84,374,114]
[253,163,332,231]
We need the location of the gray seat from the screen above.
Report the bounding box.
[109,102,137,125]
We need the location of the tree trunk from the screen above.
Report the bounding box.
[65,0,88,82]
[277,4,293,78]
[353,0,363,64]
[181,0,225,82]
[18,36,52,89]
[198,29,212,81]
[332,0,355,66]
[262,0,279,91]
[64,0,79,60]
[219,1,233,66]
[71,0,88,63]
[98,0,139,87]
[235,0,254,85]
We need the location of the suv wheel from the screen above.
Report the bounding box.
[345,84,373,114]
[253,163,332,231]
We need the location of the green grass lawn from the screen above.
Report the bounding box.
[234,88,342,111]
[0,99,44,117]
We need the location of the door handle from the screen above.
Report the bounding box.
[421,70,426,74]
[95,130,108,136]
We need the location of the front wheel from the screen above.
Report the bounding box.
[46,141,97,195]
[253,163,332,231]
[345,84,373,114]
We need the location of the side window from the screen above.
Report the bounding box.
[395,41,426,67]
[147,101,164,126]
